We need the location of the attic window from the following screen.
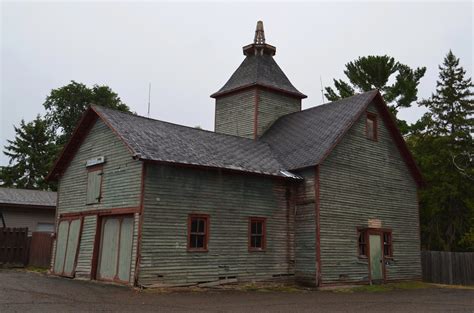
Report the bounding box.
[366,112,378,141]
[86,166,103,204]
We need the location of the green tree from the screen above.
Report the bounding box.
[409,50,473,251]
[325,55,426,134]
[44,81,130,144]
[418,50,473,140]
[0,116,58,190]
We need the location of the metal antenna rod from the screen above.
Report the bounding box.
[320,76,325,104]
[147,83,151,118]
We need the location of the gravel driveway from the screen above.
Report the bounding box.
[0,269,473,313]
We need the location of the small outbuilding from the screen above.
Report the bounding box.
[0,187,56,235]
[47,22,422,287]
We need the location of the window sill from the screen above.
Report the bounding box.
[249,248,266,252]
[187,248,208,253]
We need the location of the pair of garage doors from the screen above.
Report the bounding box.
[53,215,134,283]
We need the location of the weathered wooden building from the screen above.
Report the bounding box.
[47,21,422,287]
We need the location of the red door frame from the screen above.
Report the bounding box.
[364,228,390,283]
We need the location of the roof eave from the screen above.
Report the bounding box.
[211,83,307,99]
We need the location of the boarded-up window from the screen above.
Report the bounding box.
[86,167,103,204]
[249,217,266,251]
[366,112,378,141]
[188,214,209,251]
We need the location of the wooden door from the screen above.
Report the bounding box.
[97,215,134,283]
[369,234,383,281]
[53,218,82,276]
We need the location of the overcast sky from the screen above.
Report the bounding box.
[1,1,472,166]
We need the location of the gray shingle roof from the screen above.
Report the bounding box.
[94,91,377,177]
[0,187,57,208]
[261,90,378,170]
[211,54,306,98]
[94,106,287,177]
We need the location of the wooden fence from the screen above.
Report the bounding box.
[0,227,29,266]
[28,232,54,268]
[421,250,474,285]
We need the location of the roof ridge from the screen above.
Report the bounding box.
[92,105,265,144]
[275,89,378,120]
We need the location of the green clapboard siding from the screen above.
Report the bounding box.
[75,215,97,279]
[293,168,317,285]
[138,164,295,286]
[257,90,300,137]
[53,119,142,281]
[319,101,421,284]
[57,119,141,214]
[215,89,256,138]
[215,88,301,139]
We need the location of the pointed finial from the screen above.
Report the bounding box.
[254,21,265,45]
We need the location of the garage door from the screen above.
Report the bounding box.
[98,215,134,283]
[53,218,82,276]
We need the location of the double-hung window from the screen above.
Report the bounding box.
[249,217,266,251]
[188,214,209,251]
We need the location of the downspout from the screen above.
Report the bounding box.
[0,211,5,228]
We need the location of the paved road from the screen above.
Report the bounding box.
[0,270,473,313]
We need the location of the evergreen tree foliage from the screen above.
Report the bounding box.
[44,80,130,144]
[408,50,473,251]
[325,55,426,134]
[0,116,58,190]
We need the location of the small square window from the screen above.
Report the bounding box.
[188,214,209,251]
[366,113,378,141]
[86,167,103,204]
[249,217,266,251]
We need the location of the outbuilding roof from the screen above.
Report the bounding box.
[0,187,56,208]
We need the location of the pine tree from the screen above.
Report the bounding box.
[409,50,474,251]
[419,50,473,141]
[325,55,426,134]
[0,116,58,190]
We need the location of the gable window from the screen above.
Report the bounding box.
[188,214,209,251]
[358,230,367,257]
[86,166,103,204]
[366,112,378,141]
[383,232,393,257]
[249,217,266,251]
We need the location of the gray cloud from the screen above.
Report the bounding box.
[1,1,472,166]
